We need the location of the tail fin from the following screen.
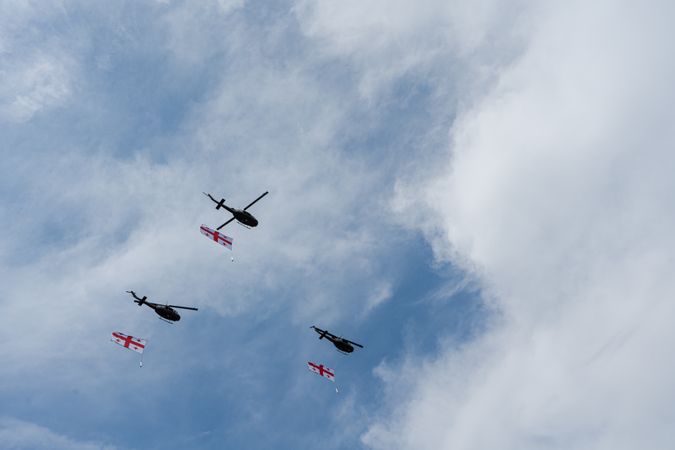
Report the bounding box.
[203,192,226,209]
[135,296,147,306]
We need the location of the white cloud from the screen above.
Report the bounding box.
[0,52,75,122]
[160,0,245,65]
[295,0,527,99]
[0,3,80,123]
[0,417,116,450]
[355,0,675,449]
[363,281,393,315]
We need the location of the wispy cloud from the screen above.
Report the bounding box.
[0,417,116,450]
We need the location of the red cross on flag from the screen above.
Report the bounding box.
[200,224,233,250]
[307,361,335,382]
[111,331,146,354]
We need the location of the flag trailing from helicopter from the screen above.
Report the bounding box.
[111,331,147,367]
[200,224,233,250]
[307,361,335,382]
[111,331,146,354]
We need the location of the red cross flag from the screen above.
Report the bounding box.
[200,224,233,250]
[307,361,335,382]
[111,331,146,354]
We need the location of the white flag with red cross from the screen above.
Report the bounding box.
[307,361,335,382]
[200,224,233,250]
[111,331,146,354]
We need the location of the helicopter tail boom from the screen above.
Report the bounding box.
[311,326,330,340]
[204,192,228,210]
[127,291,147,306]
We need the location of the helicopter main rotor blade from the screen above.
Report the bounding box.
[313,327,339,340]
[167,305,199,311]
[216,217,235,230]
[242,191,269,211]
[346,340,364,348]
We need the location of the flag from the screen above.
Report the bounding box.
[307,361,335,382]
[200,224,233,250]
[111,331,146,354]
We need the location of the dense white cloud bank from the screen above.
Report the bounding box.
[324,0,675,449]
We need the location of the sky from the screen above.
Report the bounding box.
[1,1,675,449]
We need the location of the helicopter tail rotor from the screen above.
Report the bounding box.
[127,291,147,306]
[203,192,226,209]
[310,326,329,340]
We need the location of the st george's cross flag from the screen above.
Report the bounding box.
[200,224,233,250]
[307,361,335,382]
[111,331,146,354]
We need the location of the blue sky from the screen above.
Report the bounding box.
[4,1,675,449]
[0,2,481,449]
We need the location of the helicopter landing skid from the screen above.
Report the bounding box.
[158,317,174,324]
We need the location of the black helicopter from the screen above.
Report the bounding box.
[203,191,269,230]
[311,326,364,354]
[126,291,198,323]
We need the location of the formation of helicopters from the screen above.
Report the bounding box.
[116,190,364,380]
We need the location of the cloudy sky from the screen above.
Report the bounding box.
[2,1,675,449]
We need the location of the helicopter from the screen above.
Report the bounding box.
[311,326,364,354]
[203,191,269,230]
[126,291,198,323]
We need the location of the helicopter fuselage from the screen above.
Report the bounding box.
[228,207,259,227]
[320,332,354,353]
[332,339,355,353]
[313,326,362,353]
[149,304,181,321]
